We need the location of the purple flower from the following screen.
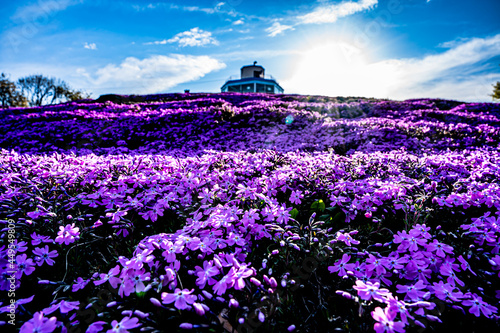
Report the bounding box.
[195,261,219,289]
[409,224,431,239]
[20,312,57,333]
[427,239,453,257]
[387,296,414,324]
[385,253,408,270]
[337,232,360,246]
[226,232,246,247]
[213,274,231,296]
[86,321,107,333]
[0,295,34,313]
[94,265,121,288]
[55,223,80,245]
[230,264,254,290]
[406,235,427,252]
[118,278,135,298]
[107,316,141,333]
[353,280,390,302]
[371,307,405,333]
[44,300,80,315]
[33,246,58,266]
[457,255,476,276]
[72,277,89,292]
[129,270,151,293]
[328,254,355,277]
[462,294,498,318]
[126,249,154,270]
[161,288,197,310]
[15,253,36,278]
[365,254,388,276]
[396,280,427,301]
[439,261,464,287]
[10,240,28,253]
[431,281,463,302]
[31,232,53,246]
[289,190,304,205]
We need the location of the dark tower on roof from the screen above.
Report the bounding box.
[221,61,284,94]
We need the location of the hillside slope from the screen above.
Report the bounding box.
[1,93,500,333]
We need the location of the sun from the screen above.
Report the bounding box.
[283,41,398,98]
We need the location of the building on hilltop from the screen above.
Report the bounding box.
[221,61,284,94]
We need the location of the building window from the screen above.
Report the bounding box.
[242,83,254,91]
[266,85,274,93]
[228,85,241,92]
[256,84,266,93]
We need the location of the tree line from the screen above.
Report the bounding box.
[1,72,499,107]
[492,81,500,101]
[0,73,90,108]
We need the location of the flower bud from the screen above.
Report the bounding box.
[134,310,149,318]
[229,299,239,308]
[107,301,118,308]
[250,277,262,287]
[427,315,442,323]
[193,302,205,316]
[202,290,213,299]
[150,298,162,307]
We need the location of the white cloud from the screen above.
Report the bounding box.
[132,2,232,16]
[84,42,97,50]
[78,54,226,95]
[12,0,83,21]
[282,34,500,102]
[233,19,244,25]
[298,0,378,24]
[146,28,218,47]
[266,22,295,37]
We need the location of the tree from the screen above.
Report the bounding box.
[17,74,90,106]
[64,88,91,102]
[492,81,500,101]
[17,74,58,106]
[0,73,28,108]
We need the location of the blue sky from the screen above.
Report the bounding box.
[1,0,499,101]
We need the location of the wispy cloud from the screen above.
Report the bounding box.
[265,22,295,37]
[298,0,378,24]
[262,0,378,38]
[78,54,226,95]
[84,42,97,50]
[132,1,236,16]
[283,34,500,102]
[12,0,83,21]
[145,28,219,47]
[232,19,245,25]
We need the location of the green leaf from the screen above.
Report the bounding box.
[312,199,326,212]
[318,214,330,221]
[326,212,344,226]
[290,208,299,219]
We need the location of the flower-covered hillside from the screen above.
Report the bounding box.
[1,93,500,332]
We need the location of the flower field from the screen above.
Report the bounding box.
[1,92,500,332]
